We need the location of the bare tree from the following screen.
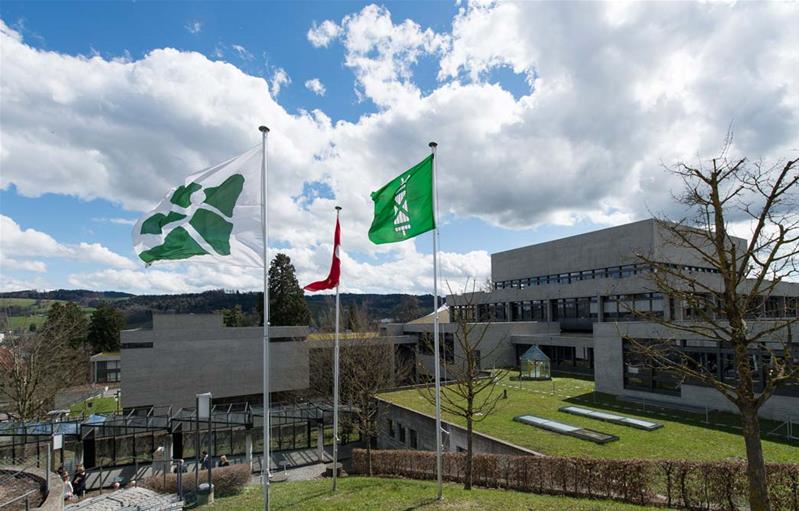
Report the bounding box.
[629,144,798,511]
[0,310,88,420]
[307,334,412,475]
[419,280,509,490]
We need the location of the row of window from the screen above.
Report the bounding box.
[493,263,721,289]
[416,332,455,363]
[387,419,418,449]
[622,339,799,397]
[450,294,665,323]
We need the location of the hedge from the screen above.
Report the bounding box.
[352,449,799,510]
[141,464,251,498]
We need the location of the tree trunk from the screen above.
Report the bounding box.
[465,415,473,490]
[741,403,770,511]
[366,435,373,476]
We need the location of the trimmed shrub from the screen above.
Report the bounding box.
[141,464,250,498]
[352,449,799,510]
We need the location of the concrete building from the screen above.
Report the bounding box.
[394,219,799,421]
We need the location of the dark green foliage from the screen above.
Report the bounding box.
[267,253,311,327]
[87,303,126,353]
[222,304,257,327]
[1,290,435,329]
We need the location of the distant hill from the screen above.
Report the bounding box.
[0,289,436,331]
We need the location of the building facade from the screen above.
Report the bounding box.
[396,219,799,421]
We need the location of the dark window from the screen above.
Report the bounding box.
[622,339,680,396]
[121,342,153,349]
[409,429,418,449]
[399,426,406,444]
[387,420,395,438]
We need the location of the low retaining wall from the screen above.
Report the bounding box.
[0,465,64,511]
[376,398,542,457]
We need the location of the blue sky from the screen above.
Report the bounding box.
[1,1,796,294]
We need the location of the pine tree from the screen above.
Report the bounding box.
[265,253,311,327]
[87,303,126,353]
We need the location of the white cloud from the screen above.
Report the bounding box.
[185,20,202,34]
[0,215,136,269]
[92,217,137,225]
[270,67,291,97]
[304,78,326,96]
[307,20,342,48]
[231,44,253,60]
[0,255,47,273]
[312,5,449,108]
[1,3,797,294]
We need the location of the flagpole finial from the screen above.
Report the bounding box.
[259,126,270,133]
[335,206,342,211]
[429,141,437,148]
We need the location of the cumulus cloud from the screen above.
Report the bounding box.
[1,2,797,294]
[0,255,47,273]
[307,20,342,48]
[0,215,136,269]
[270,67,291,97]
[313,5,449,108]
[304,78,326,96]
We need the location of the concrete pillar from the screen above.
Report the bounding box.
[163,435,173,475]
[316,421,325,463]
[596,294,604,322]
[245,431,253,471]
[74,441,84,467]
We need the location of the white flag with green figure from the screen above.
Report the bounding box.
[132,148,263,267]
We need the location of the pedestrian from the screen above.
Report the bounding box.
[72,465,87,498]
[62,473,76,501]
[201,450,210,470]
[218,455,230,467]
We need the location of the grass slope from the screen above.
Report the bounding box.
[69,396,119,417]
[381,375,798,463]
[206,477,657,510]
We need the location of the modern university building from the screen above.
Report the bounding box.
[392,218,799,421]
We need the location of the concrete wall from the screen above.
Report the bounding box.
[376,399,540,457]
[490,218,747,283]
[121,314,309,409]
[594,321,799,422]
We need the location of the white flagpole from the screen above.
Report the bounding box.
[259,125,271,511]
[429,141,443,500]
[332,205,342,491]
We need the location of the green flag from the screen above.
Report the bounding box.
[368,154,436,244]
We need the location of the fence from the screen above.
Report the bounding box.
[352,449,799,510]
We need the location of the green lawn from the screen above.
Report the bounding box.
[381,375,799,463]
[69,396,119,417]
[203,477,657,510]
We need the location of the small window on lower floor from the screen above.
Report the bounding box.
[387,419,395,438]
[409,429,418,449]
[399,426,406,444]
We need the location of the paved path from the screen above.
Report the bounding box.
[65,487,182,511]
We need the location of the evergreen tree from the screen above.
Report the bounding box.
[87,303,126,353]
[222,304,248,327]
[264,253,311,326]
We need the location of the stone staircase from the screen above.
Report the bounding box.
[65,488,183,511]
